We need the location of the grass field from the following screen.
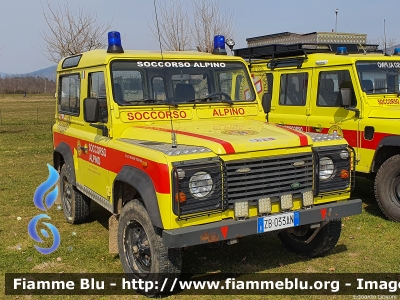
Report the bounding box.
[1,95,399,299]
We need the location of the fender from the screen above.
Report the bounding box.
[372,136,400,172]
[53,142,76,185]
[114,166,163,228]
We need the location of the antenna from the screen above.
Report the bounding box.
[335,9,338,32]
[384,19,390,56]
[153,0,178,148]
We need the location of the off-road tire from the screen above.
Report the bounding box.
[278,219,342,258]
[118,200,182,295]
[59,164,90,224]
[374,154,400,222]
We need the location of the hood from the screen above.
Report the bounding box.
[369,107,400,119]
[120,120,311,155]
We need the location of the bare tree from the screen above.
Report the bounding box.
[41,2,112,64]
[149,0,234,52]
[368,37,398,53]
[150,0,192,51]
[191,0,234,53]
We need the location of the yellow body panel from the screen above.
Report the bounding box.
[250,52,400,175]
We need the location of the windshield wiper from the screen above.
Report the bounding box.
[186,96,234,105]
[126,99,179,108]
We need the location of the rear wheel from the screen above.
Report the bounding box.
[278,219,341,257]
[59,164,90,224]
[374,154,400,222]
[118,200,182,295]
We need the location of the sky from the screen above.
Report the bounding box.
[1,0,399,74]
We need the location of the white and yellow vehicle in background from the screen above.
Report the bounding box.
[53,32,361,286]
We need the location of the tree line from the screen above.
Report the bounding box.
[0,76,55,95]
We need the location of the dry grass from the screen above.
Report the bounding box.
[0,95,399,299]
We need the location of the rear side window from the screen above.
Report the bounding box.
[58,74,80,115]
[279,73,308,106]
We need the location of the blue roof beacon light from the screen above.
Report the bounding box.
[213,35,227,55]
[393,48,400,55]
[336,46,348,55]
[107,31,124,53]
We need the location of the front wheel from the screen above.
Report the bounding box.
[278,219,342,258]
[118,200,182,293]
[374,154,400,222]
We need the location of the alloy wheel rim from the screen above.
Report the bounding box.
[124,221,151,274]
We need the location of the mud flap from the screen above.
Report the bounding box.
[109,214,119,254]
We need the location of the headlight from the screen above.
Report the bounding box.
[189,171,214,199]
[319,157,334,180]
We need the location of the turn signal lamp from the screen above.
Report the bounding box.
[213,35,227,55]
[340,169,350,179]
[107,31,124,53]
[175,191,187,203]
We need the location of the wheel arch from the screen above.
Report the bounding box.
[371,137,400,173]
[113,166,163,228]
[53,142,76,185]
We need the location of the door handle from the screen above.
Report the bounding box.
[279,122,285,126]
[313,125,322,132]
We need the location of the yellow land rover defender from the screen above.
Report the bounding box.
[235,43,400,221]
[53,32,361,283]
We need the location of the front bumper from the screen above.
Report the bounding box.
[162,199,362,248]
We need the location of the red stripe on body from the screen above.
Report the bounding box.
[274,125,309,146]
[299,126,394,150]
[137,126,236,154]
[53,132,170,193]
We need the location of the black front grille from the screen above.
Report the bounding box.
[224,153,314,204]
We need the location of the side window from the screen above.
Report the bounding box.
[88,72,107,123]
[58,74,80,115]
[279,73,308,106]
[317,70,356,107]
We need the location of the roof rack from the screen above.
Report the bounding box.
[234,42,382,70]
[234,43,381,60]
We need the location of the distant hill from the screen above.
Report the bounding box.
[0,65,56,81]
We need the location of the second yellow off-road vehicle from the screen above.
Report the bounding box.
[235,42,400,221]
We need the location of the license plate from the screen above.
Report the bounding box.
[257,211,300,233]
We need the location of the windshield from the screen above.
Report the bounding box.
[110,60,255,106]
[356,61,400,94]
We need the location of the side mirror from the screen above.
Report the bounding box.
[262,93,272,113]
[340,88,351,107]
[84,98,100,123]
